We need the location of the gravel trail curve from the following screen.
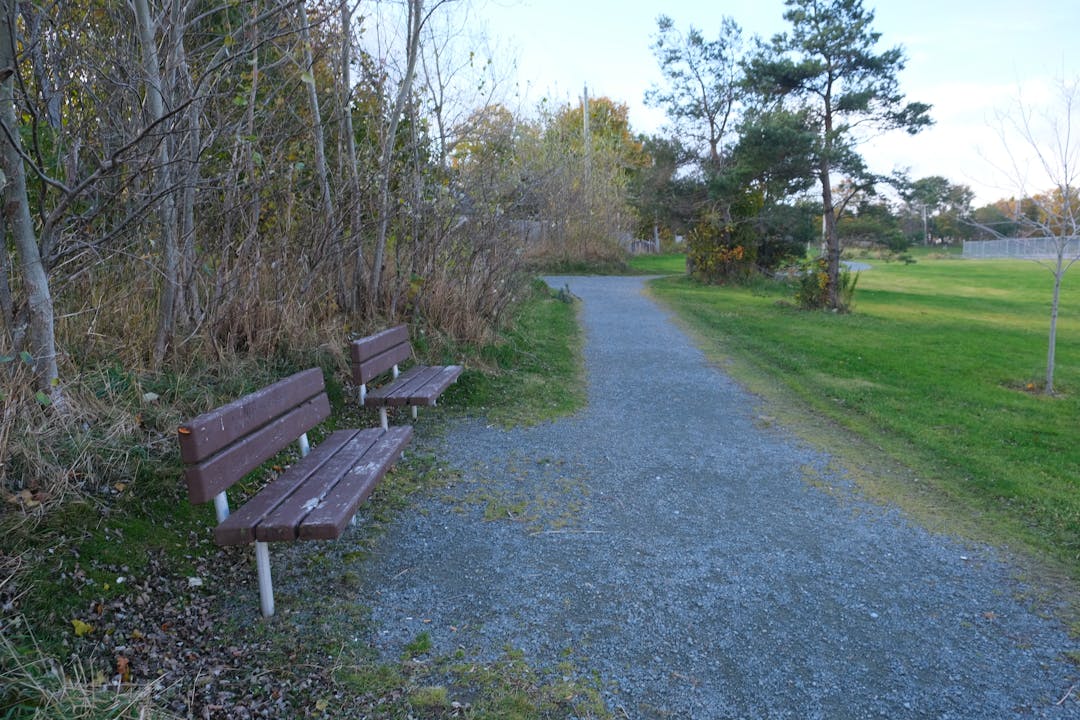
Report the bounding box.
[358,275,1080,719]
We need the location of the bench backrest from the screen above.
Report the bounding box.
[177,368,331,505]
[351,325,413,385]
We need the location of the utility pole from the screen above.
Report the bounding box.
[582,83,591,174]
[582,83,590,151]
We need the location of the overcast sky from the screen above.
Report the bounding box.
[478,0,1080,204]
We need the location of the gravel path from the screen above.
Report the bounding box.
[358,275,1080,719]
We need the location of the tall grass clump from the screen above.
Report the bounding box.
[1,628,169,719]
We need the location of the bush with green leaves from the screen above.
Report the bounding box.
[687,191,762,283]
[796,257,859,311]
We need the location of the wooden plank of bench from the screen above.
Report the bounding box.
[406,365,463,406]
[254,428,384,542]
[184,394,331,504]
[350,325,409,362]
[299,426,413,540]
[366,365,463,407]
[352,342,412,385]
[179,368,325,463]
[212,429,357,546]
[351,326,412,384]
[365,366,444,406]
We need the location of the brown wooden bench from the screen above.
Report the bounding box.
[177,367,412,617]
[351,325,463,429]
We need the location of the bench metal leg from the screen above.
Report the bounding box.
[213,492,231,523]
[379,407,388,430]
[255,541,274,618]
[412,405,418,420]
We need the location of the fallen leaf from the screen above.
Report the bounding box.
[71,618,94,637]
[7,489,37,508]
[116,655,131,683]
[983,611,997,620]
[315,698,329,711]
[114,483,127,493]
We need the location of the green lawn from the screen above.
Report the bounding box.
[647,256,1080,579]
[627,252,687,275]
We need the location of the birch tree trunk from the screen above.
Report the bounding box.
[340,0,367,312]
[0,211,12,347]
[134,0,180,367]
[297,0,341,295]
[169,0,201,328]
[369,0,425,313]
[0,0,62,404]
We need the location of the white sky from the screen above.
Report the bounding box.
[478,0,1080,205]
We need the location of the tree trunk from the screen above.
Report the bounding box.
[0,210,12,346]
[297,0,340,292]
[169,0,200,329]
[1046,259,1063,394]
[340,0,366,313]
[821,158,840,309]
[134,0,180,367]
[370,0,424,314]
[820,85,841,310]
[0,0,62,403]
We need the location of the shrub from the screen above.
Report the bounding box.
[796,257,859,311]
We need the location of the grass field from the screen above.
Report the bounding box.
[626,252,687,275]
[639,252,1080,584]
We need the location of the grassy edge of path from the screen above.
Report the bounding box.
[641,274,1080,637]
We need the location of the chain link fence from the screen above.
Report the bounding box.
[963,237,1080,259]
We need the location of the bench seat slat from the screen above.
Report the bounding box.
[255,429,384,542]
[366,366,444,406]
[185,394,331,504]
[364,365,462,407]
[405,365,463,406]
[211,430,357,546]
[299,426,413,540]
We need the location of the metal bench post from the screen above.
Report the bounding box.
[255,541,274,617]
[213,492,231,523]
[297,432,310,458]
[379,407,388,430]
